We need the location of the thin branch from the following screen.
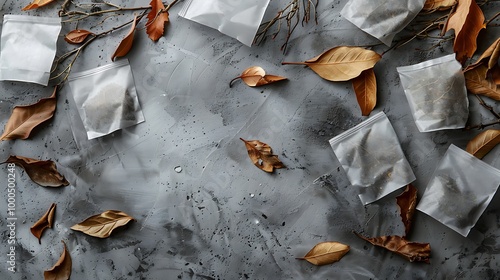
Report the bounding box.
[485,11,500,26]
[474,95,500,119]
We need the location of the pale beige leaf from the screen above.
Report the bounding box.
[111,15,137,61]
[64,29,94,44]
[230,66,287,87]
[146,0,170,41]
[352,68,377,116]
[3,156,69,187]
[22,0,56,10]
[298,241,350,266]
[31,203,56,244]
[282,46,381,81]
[240,138,285,173]
[465,64,500,100]
[423,0,456,12]
[465,129,500,159]
[44,241,72,280]
[1,87,57,140]
[71,210,135,238]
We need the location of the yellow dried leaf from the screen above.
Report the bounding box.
[71,210,135,238]
[297,241,350,266]
[465,129,500,159]
[282,46,381,81]
[44,241,72,280]
[112,15,137,61]
[64,29,94,44]
[3,155,69,187]
[1,87,57,140]
[352,68,377,116]
[423,0,456,12]
[240,138,285,173]
[230,66,287,87]
[22,0,56,11]
[146,0,170,41]
[465,64,500,100]
[31,203,56,244]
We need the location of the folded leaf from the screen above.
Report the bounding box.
[146,0,170,41]
[423,0,456,12]
[282,46,381,81]
[31,203,56,244]
[467,38,500,71]
[71,210,135,238]
[396,184,418,237]
[297,241,350,266]
[230,66,287,87]
[44,240,72,280]
[22,0,56,11]
[465,64,500,100]
[354,232,431,263]
[64,29,94,44]
[465,129,500,159]
[3,156,69,187]
[240,138,285,173]
[352,68,377,116]
[112,15,137,61]
[0,87,57,141]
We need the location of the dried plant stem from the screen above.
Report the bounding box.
[61,4,151,22]
[485,11,500,26]
[465,95,500,130]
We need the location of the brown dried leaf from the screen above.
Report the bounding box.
[354,233,431,263]
[469,38,500,71]
[44,240,72,280]
[146,0,170,41]
[396,184,418,237]
[464,64,500,100]
[71,210,135,238]
[445,0,485,64]
[297,241,350,266]
[282,46,381,81]
[22,0,56,11]
[422,0,456,12]
[64,29,94,44]
[352,68,377,116]
[31,203,56,244]
[465,129,500,159]
[0,87,57,141]
[240,138,285,173]
[111,15,137,61]
[3,156,69,187]
[230,66,287,87]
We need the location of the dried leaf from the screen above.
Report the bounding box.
[44,240,72,280]
[111,15,137,61]
[469,38,500,71]
[146,0,170,41]
[422,0,456,12]
[64,29,94,44]
[396,184,418,237]
[71,210,135,238]
[464,64,500,100]
[229,66,287,87]
[297,241,350,266]
[3,156,69,187]
[0,87,57,141]
[240,138,285,173]
[445,0,485,64]
[282,46,381,81]
[22,0,56,10]
[354,233,431,263]
[465,129,500,159]
[31,203,56,244]
[352,68,377,116]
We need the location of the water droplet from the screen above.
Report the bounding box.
[250,193,255,198]
[174,166,182,173]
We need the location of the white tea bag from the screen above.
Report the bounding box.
[68,59,145,140]
[397,54,468,132]
[0,15,61,85]
[178,0,270,46]
[341,0,426,46]
[417,145,500,237]
[329,112,416,205]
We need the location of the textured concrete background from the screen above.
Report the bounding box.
[0,0,499,279]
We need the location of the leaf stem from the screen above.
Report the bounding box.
[229,76,241,88]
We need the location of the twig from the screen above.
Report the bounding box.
[485,11,500,26]
[465,119,500,130]
[465,95,500,130]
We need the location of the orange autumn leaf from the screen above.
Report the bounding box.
[465,38,500,73]
[464,64,500,100]
[240,138,285,173]
[44,241,72,280]
[396,184,418,237]
[146,0,170,41]
[31,203,56,244]
[465,129,500,159]
[111,15,137,61]
[22,0,56,11]
[3,155,70,187]
[64,29,94,44]
[297,241,350,266]
[352,68,377,116]
[229,66,287,88]
[423,0,456,12]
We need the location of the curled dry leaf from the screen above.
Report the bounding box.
[354,232,431,263]
[240,138,285,173]
[229,66,287,88]
[44,240,72,280]
[352,68,377,116]
[71,210,135,238]
[0,87,57,141]
[422,0,456,12]
[22,0,56,11]
[465,129,500,159]
[31,203,56,244]
[146,0,170,41]
[3,155,69,187]
[466,38,500,72]
[396,184,418,237]
[465,64,500,100]
[64,29,94,44]
[111,15,137,61]
[282,46,381,82]
[297,241,350,266]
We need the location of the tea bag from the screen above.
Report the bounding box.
[397,54,468,132]
[416,145,500,237]
[329,112,416,205]
[68,59,145,140]
[178,0,270,46]
[0,15,61,85]
[341,0,426,46]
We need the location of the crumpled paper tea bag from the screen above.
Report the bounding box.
[0,15,61,85]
